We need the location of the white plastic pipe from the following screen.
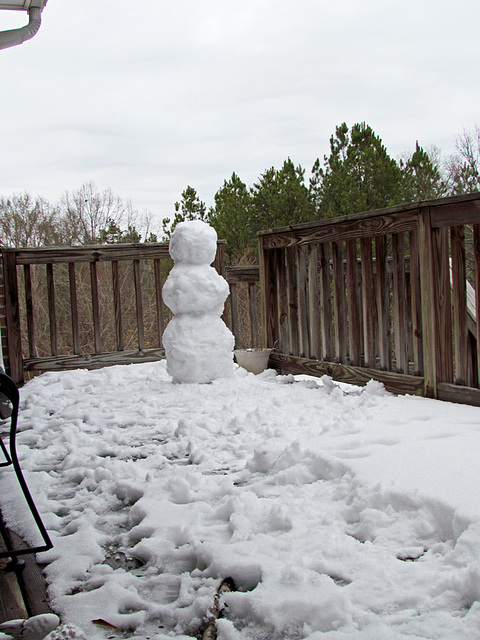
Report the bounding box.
[0,2,45,51]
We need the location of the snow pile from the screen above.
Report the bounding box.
[1,362,480,639]
[162,221,234,383]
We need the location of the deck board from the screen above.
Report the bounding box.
[0,516,52,622]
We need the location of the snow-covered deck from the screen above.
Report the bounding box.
[1,361,480,639]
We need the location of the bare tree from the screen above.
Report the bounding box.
[0,193,60,247]
[445,126,480,195]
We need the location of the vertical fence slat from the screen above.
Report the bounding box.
[23,264,37,358]
[296,245,309,358]
[433,227,453,384]
[308,244,321,360]
[332,240,347,362]
[286,246,299,356]
[68,262,80,355]
[46,263,57,357]
[154,258,165,349]
[133,259,145,351]
[392,234,408,373]
[451,225,468,385]
[374,236,390,370]
[259,241,278,349]
[409,231,423,376]
[474,225,480,383]
[111,260,124,352]
[360,237,376,368]
[346,239,361,366]
[230,282,240,347]
[418,208,438,397]
[2,251,23,383]
[248,282,259,349]
[90,261,102,354]
[275,248,288,353]
[319,242,333,361]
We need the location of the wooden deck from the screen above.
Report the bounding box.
[0,514,52,623]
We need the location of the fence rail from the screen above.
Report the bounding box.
[259,192,480,405]
[3,192,480,406]
[0,242,261,384]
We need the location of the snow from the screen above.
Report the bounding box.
[1,362,480,639]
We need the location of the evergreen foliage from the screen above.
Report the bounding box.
[311,122,404,218]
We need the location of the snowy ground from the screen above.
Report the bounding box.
[2,361,480,640]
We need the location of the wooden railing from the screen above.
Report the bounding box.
[259,192,480,405]
[0,242,261,384]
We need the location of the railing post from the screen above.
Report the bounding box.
[259,235,277,349]
[2,250,24,384]
[417,207,437,398]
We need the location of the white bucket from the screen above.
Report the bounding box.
[233,348,273,374]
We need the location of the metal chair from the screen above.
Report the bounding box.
[0,370,52,560]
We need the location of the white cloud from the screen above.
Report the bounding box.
[0,0,478,222]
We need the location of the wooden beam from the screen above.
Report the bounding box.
[23,348,166,372]
[269,352,424,396]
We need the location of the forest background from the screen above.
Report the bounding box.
[1,121,479,264]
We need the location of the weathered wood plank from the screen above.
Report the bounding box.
[332,241,347,362]
[154,259,165,348]
[296,245,309,358]
[11,241,226,266]
[2,251,23,384]
[450,226,469,385]
[275,249,288,353]
[111,261,123,352]
[68,263,80,355]
[259,241,277,348]
[23,348,166,372]
[0,566,27,620]
[229,283,240,348]
[23,264,37,359]
[285,246,299,356]
[409,231,423,376]
[346,239,361,366]
[360,237,376,368]
[431,198,480,228]
[89,262,102,354]
[433,227,453,384]
[307,244,321,360]
[269,352,425,396]
[248,283,259,349]
[392,234,408,373]
[7,530,51,616]
[258,193,480,248]
[474,225,480,382]
[13,243,172,265]
[225,266,260,283]
[318,242,333,361]
[374,235,391,370]
[418,207,438,397]
[133,260,145,351]
[261,210,418,250]
[437,382,480,407]
[46,264,57,357]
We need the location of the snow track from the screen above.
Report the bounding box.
[1,362,480,639]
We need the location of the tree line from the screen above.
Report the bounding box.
[165,122,480,261]
[1,123,479,263]
[0,181,157,249]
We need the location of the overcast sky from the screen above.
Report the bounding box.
[1,0,479,228]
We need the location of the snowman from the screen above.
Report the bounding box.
[162,220,234,383]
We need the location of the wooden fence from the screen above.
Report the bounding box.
[0,242,260,384]
[259,192,480,406]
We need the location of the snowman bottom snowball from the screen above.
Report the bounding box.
[163,314,234,383]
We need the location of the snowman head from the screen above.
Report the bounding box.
[169,220,218,265]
